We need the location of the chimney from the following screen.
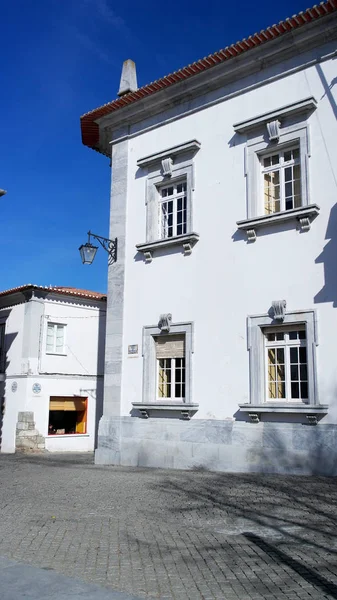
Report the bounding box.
[118,59,138,97]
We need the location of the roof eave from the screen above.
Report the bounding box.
[81,8,337,156]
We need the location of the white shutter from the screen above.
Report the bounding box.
[155,334,185,359]
[46,323,55,352]
[55,325,64,352]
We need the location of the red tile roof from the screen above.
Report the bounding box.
[0,284,106,301]
[81,1,337,152]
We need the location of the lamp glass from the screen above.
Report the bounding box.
[79,243,98,265]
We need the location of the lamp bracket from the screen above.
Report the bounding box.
[87,231,117,265]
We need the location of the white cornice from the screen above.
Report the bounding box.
[137,140,201,168]
[96,16,337,152]
[233,97,317,134]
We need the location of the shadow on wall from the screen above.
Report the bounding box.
[315,203,337,307]
[0,328,17,451]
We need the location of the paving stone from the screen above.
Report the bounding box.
[1,453,337,599]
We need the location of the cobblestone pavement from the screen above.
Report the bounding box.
[1,453,337,600]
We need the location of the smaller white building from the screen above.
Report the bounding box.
[0,285,106,453]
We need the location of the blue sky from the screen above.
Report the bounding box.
[1,0,308,293]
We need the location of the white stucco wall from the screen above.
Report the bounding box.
[118,44,337,423]
[1,292,106,453]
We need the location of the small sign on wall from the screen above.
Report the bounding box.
[11,381,18,393]
[128,344,139,357]
[32,383,42,394]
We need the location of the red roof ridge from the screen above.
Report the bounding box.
[81,0,337,151]
[0,284,106,301]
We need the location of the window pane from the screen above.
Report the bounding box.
[284,150,292,162]
[299,347,307,363]
[290,347,298,363]
[158,359,171,398]
[285,182,293,197]
[291,382,300,398]
[289,331,297,340]
[268,349,276,365]
[276,332,284,341]
[177,183,183,193]
[293,148,300,160]
[301,382,308,399]
[264,170,280,214]
[268,365,276,382]
[269,381,276,398]
[277,381,285,398]
[285,167,292,182]
[299,330,306,340]
[277,363,285,381]
[276,348,284,363]
[267,333,275,341]
[300,364,307,380]
[271,154,279,165]
[291,365,298,380]
[264,156,271,167]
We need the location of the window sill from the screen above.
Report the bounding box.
[132,402,199,420]
[239,403,328,424]
[48,433,89,438]
[46,352,67,356]
[136,233,199,263]
[236,204,320,242]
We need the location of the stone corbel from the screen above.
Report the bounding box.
[306,414,318,425]
[182,241,193,255]
[139,408,149,419]
[161,157,173,177]
[266,120,281,142]
[158,313,172,333]
[298,216,311,232]
[247,229,257,243]
[144,251,153,263]
[272,299,287,322]
[181,410,192,420]
[248,413,260,424]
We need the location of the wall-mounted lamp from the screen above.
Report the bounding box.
[79,231,117,266]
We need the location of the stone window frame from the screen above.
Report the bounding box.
[240,308,329,420]
[234,97,320,241]
[132,321,198,417]
[136,140,200,262]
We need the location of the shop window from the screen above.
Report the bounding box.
[48,397,87,435]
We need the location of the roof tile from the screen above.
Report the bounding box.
[80,0,337,152]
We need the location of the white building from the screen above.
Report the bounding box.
[81,2,337,474]
[0,285,106,453]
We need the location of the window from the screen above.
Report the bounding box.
[0,324,5,372]
[135,140,200,261]
[46,323,65,354]
[137,320,195,413]
[244,308,321,414]
[234,98,320,241]
[159,180,187,238]
[155,334,185,401]
[265,326,308,402]
[48,397,87,435]
[262,148,301,214]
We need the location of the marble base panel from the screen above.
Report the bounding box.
[95,416,337,476]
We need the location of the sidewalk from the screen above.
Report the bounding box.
[0,556,144,600]
[1,452,337,599]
